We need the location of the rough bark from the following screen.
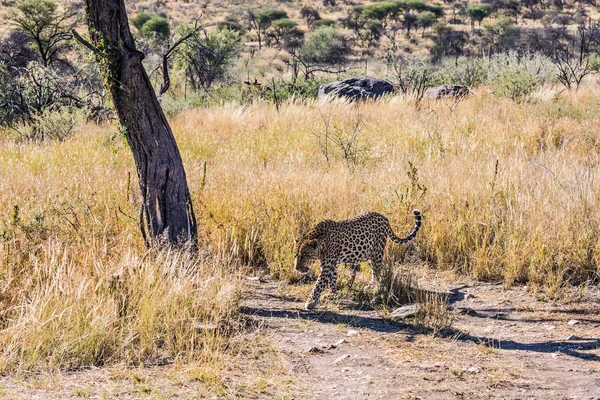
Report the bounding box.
[82,0,197,246]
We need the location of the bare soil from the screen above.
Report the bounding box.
[241,276,600,400]
[2,275,600,399]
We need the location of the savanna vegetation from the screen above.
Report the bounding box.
[2,0,600,392]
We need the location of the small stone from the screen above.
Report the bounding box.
[551,353,561,358]
[567,319,580,326]
[347,330,359,337]
[390,304,420,319]
[567,335,579,341]
[325,339,346,350]
[455,307,478,316]
[306,346,325,354]
[466,367,480,373]
[465,293,475,300]
[332,354,350,365]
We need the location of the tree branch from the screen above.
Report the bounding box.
[71,29,101,54]
[159,21,210,96]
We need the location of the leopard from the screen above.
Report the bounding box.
[294,209,422,310]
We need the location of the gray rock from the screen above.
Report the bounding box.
[390,304,420,319]
[318,76,395,101]
[425,85,469,99]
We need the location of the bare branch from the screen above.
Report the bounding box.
[159,21,210,96]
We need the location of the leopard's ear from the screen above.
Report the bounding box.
[306,239,318,248]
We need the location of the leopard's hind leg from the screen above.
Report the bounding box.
[348,263,360,289]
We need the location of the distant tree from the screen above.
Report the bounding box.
[402,11,418,37]
[502,0,522,22]
[481,16,518,56]
[248,8,288,49]
[176,28,241,90]
[466,4,493,29]
[448,0,467,24]
[282,27,305,53]
[270,18,299,45]
[417,11,436,36]
[552,13,573,28]
[291,26,352,79]
[407,0,427,12]
[361,1,403,29]
[551,26,598,90]
[343,6,384,50]
[0,31,38,70]
[430,23,469,63]
[300,6,321,27]
[363,1,405,48]
[217,19,246,34]
[8,0,76,67]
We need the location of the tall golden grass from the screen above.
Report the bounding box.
[1,88,600,371]
[177,90,600,293]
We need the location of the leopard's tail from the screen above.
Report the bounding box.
[388,209,422,244]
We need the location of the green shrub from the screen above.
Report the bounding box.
[311,19,336,29]
[140,17,170,39]
[444,57,488,87]
[18,107,85,141]
[272,18,298,31]
[490,67,540,102]
[131,13,154,30]
[300,27,352,66]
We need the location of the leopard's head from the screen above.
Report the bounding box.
[294,238,319,274]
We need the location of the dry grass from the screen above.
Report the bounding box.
[170,88,600,291]
[0,125,243,373]
[1,86,600,372]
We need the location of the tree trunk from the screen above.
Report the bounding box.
[82,0,197,246]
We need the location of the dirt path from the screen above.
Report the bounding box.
[241,278,600,400]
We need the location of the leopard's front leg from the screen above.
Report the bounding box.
[305,261,335,310]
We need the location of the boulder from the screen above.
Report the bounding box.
[318,77,395,101]
[389,304,420,320]
[425,85,469,99]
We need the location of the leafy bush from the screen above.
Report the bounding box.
[488,51,556,86]
[131,13,154,30]
[140,17,170,39]
[311,19,336,29]
[256,9,288,26]
[272,18,298,31]
[300,27,352,66]
[490,67,540,102]
[444,57,488,87]
[17,107,84,141]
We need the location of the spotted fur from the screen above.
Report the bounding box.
[294,210,422,310]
